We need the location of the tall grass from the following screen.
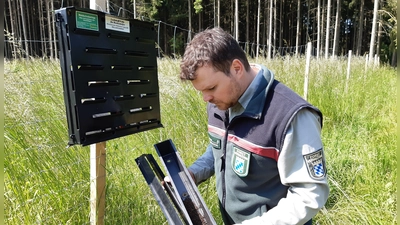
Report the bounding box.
[4,57,396,224]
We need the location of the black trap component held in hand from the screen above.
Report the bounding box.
[136,140,217,225]
[55,7,162,146]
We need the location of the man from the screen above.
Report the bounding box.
[179,27,329,225]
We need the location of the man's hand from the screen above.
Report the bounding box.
[163,169,196,184]
[188,170,196,183]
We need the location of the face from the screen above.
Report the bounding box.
[191,64,242,110]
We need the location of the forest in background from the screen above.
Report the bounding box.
[3,0,397,66]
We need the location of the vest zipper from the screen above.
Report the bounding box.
[221,112,230,209]
[217,111,254,212]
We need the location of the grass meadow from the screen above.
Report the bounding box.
[4,56,396,224]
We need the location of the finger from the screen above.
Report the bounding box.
[164,176,172,183]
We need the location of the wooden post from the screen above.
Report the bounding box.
[345,50,352,93]
[347,50,352,80]
[90,142,107,225]
[89,2,108,225]
[304,42,312,100]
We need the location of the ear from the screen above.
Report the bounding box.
[231,59,244,76]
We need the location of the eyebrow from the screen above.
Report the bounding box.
[199,82,216,91]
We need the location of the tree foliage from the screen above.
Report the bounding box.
[3,0,397,66]
[194,0,203,14]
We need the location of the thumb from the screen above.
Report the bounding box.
[163,176,172,183]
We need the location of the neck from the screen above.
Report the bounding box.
[242,66,258,89]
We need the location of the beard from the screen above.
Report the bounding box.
[212,76,242,110]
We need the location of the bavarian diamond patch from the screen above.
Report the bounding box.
[231,146,250,177]
[304,149,326,180]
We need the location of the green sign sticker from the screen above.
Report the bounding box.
[76,11,99,31]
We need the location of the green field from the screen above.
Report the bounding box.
[4,57,396,224]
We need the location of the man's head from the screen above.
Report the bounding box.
[180,27,253,110]
[180,27,250,80]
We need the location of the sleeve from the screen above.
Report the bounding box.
[240,109,330,225]
[188,144,215,185]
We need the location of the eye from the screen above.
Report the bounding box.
[208,86,215,90]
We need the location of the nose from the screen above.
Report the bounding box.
[202,92,213,102]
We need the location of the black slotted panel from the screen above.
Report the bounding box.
[56,7,162,146]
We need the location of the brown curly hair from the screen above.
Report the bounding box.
[179,27,251,80]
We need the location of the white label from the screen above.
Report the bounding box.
[105,15,130,33]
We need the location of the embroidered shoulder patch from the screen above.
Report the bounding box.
[304,149,326,180]
[208,133,221,149]
[231,146,250,177]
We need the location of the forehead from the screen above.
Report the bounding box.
[192,64,226,90]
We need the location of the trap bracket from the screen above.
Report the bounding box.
[136,139,217,225]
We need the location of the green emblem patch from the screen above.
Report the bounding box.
[231,146,250,177]
[208,133,221,149]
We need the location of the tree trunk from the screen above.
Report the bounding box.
[15,0,22,52]
[295,0,300,56]
[46,0,53,59]
[352,18,358,53]
[356,0,365,56]
[7,0,17,59]
[320,0,326,57]
[391,48,397,67]
[164,23,168,55]
[188,0,192,40]
[214,0,216,27]
[317,0,321,59]
[19,0,30,58]
[279,0,283,50]
[376,17,382,62]
[201,10,203,31]
[121,0,126,17]
[4,7,10,58]
[39,0,46,57]
[26,2,33,57]
[256,0,260,58]
[217,0,220,27]
[234,0,238,40]
[369,0,379,62]
[51,0,57,59]
[332,0,341,57]
[133,0,136,19]
[263,0,267,57]
[325,0,331,59]
[246,1,249,55]
[273,0,276,57]
[230,0,234,34]
[267,0,272,60]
